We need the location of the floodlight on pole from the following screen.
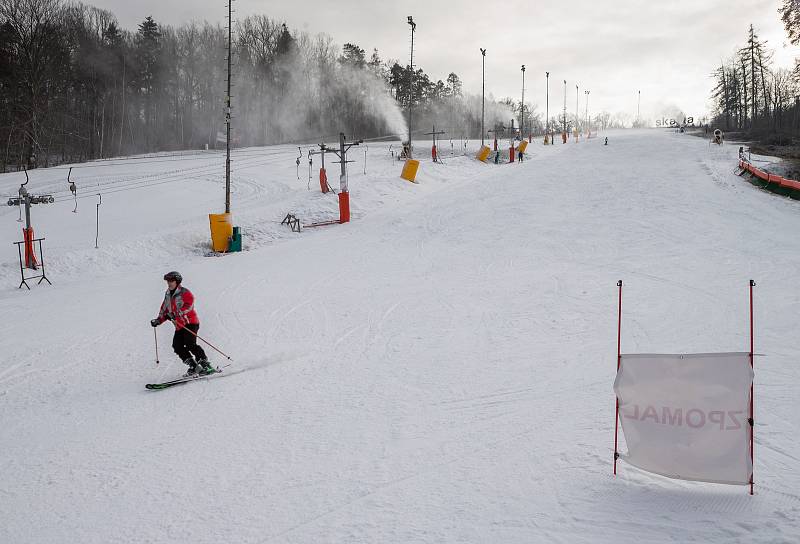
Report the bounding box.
[407,16,416,159]
[563,80,567,138]
[637,90,641,126]
[520,65,526,138]
[224,0,233,213]
[585,90,590,133]
[545,71,549,144]
[480,48,486,147]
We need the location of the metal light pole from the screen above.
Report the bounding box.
[407,16,416,159]
[562,79,567,140]
[637,90,641,126]
[575,84,579,137]
[585,90,590,134]
[520,65,526,138]
[224,0,233,213]
[545,71,549,144]
[480,48,486,147]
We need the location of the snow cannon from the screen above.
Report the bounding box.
[518,140,529,154]
[476,145,491,162]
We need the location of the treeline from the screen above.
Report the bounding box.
[710,23,797,136]
[0,0,521,172]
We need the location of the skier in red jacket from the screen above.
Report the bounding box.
[151,271,214,376]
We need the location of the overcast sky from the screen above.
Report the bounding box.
[91,0,798,122]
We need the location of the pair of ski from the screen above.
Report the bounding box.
[145,365,230,390]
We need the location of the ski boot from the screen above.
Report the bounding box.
[197,358,216,376]
[182,357,198,377]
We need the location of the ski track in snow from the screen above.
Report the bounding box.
[1,131,799,543]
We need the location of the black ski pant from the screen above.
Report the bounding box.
[172,323,207,362]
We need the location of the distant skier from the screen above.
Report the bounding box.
[150,271,214,376]
[517,146,524,162]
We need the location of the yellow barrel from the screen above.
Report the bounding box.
[476,145,491,162]
[209,213,233,252]
[401,159,420,183]
[518,140,529,154]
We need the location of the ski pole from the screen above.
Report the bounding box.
[169,319,233,361]
[154,327,160,365]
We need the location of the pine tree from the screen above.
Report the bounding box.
[135,16,162,150]
[446,72,462,97]
[339,43,365,69]
[779,0,800,45]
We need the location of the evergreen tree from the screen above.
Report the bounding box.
[446,72,462,97]
[339,43,365,68]
[135,16,162,149]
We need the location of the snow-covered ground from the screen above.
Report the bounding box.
[1,130,798,543]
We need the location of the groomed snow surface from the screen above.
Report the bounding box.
[1,130,798,543]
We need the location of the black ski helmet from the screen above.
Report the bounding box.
[163,271,182,283]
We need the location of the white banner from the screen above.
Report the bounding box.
[614,353,753,485]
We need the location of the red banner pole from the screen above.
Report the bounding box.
[614,280,623,475]
[749,279,755,495]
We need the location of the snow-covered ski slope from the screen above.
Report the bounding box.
[1,130,798,543]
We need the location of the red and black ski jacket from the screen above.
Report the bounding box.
[156,286,200,330]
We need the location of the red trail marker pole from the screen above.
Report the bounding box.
[749,279,755,495]
[614,280,623,475]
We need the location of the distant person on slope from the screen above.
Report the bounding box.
[150,271,214,377]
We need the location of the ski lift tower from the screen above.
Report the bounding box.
[487,122,506,154]
[425,125,447,162]
[291,133,362,230]
[7,169,53,287]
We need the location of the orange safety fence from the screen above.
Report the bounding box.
[738,159,800,192]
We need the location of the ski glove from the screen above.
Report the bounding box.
[150,318,160,327]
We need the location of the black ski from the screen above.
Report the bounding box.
[145,367,224,390]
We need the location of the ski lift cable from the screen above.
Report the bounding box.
[15,145,293,173]
[95,150,290,195]
[6,138,401,202]
[35,150,279,202]
[48,152,279,203]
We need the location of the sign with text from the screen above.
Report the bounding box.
[656,117,694,127]
[614,352,753,485]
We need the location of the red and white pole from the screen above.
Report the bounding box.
[614,279,623,475]
[749,279,755,495]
